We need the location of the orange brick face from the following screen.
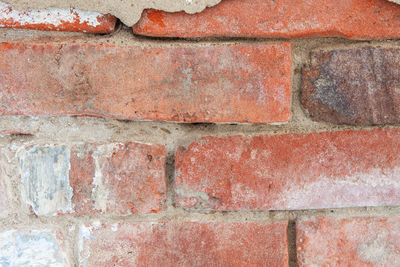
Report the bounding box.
[297,216,400,266]
[175,129,400,211]
[0,41,291,124]
[133,0,400,39]
[79,221,289,267]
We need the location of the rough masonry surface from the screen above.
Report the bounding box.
[0,2,116,33]
[17,142,166,216]
[176,129,400,211]
[8,0,222,26]
[302,46,400,125]
[79,221,289,266]
[297,216,400,266]
[134,0,400,39]
[0,41,291,124]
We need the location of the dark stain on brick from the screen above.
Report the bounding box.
[302,47,400,125]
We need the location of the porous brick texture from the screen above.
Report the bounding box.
[1,0,400,265]
[302,46,400,125]
[0,41,291,124]
[175,129,400,211]
[79,221,289,266]
[297,216,400,266]
[17,142,166,216]
[134,0,400,39]
[0,2,116,33]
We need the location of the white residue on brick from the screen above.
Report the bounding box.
[78,224,96,266]
[0,229,67,266]
[278,167,400,210]
[0,2,102,27]
[111,223,119,232]
[91,143,119,212]
[18,145,73,216]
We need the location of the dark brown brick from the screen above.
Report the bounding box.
[302,46,400,125]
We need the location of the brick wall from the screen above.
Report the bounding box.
[1,0,400,266]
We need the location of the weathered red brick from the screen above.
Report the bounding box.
[297,216,400,266]
[302,46,400,125]
[175,129,400,211]
[0,2,116,33]
[71,142,166,215]
[79,221,289,266]
[0,41,291,124]
[133,0,400,39]
[18,143,166,216]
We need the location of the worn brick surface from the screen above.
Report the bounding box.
[133,0,400,39]
[0,2,116,33]
[175,129,400,211]
[19,145,73,216]
[0,41,291,124]
[0,228,70,266]
[297,216,400,266]
[79,221,288,266]
[18,143,166,216]
[302,46,400,125]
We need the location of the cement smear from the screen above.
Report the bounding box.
[6,0,222,26]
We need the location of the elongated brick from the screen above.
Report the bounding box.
[79,221,289,266]
[175,129,400,211]
[133,0,400,39]
[302,46,400,125]
[0,41,291,124]
[297,216,400,266]
[0,2,116,33]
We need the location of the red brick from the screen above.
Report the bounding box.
[133,0,400,39]
[175,129,400,211]
[302,46,400,125]
[0,2,116,33]
[18,143,166,216]
[71,143,166,215]
[0,41,291,124]
[297,216,400,266]
[79,221,288,266]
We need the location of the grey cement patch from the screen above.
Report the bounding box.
[389,0,400,4]
[7,0,222,26]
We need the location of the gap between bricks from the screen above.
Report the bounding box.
[1,0,400,266]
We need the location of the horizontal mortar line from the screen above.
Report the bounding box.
[3,27,399,46]
[2,124,400,146]
[3,206,400,227]
[129,32,400,44]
